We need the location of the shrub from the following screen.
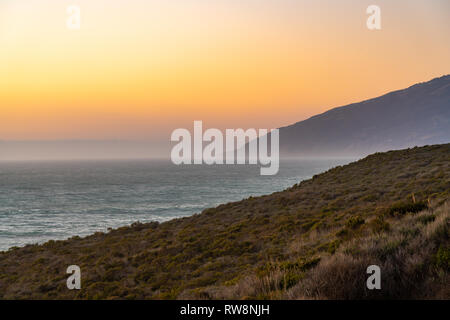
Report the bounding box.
[346,216,365,229]
[435,246,450,270]
[328,240,341,254]
[279,272,302,289]
[388,202,428,216]
[417,214,436,225]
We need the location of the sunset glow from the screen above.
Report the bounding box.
[1,0,449,140]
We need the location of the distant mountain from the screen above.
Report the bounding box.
[279,75,450,156]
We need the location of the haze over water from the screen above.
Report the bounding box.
[0,158,353,251]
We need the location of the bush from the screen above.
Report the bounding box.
[435,246,450,270]
[279,272,302,289]
[417,214,436,225]
[388,202,428,216]
[328,240,341,254]
[346,216,365,229]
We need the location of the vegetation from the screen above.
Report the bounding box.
[0,144,448,299]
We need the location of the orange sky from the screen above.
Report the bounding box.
[1,0,449,140]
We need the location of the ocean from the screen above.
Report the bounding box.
[0,158,353,251]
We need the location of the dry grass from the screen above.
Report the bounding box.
[288,203,448,299]
[214,202,449,300]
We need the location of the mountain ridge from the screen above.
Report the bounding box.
[278,74,450,156]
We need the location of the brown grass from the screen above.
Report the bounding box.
[201,202,449,299]
[286,203,449,299]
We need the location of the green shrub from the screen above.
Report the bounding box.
[435,246,450,270]
[388,202,428,216]
[328,240,341,254]
[417,214,436,225]
[346,216,365,229]
[336,228,349,237]
[280,272,302,289]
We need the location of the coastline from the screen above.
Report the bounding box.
[0,144,448,299]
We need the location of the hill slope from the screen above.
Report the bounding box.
[0,144,449,299]
[279,75,450,156]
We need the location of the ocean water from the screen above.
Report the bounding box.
[0,159,353,251]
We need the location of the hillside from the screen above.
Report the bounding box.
[279,75,450,156]
[0,144,449,299]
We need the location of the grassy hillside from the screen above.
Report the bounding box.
[0,144,449,299]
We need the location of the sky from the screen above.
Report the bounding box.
[0,0,449,157]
